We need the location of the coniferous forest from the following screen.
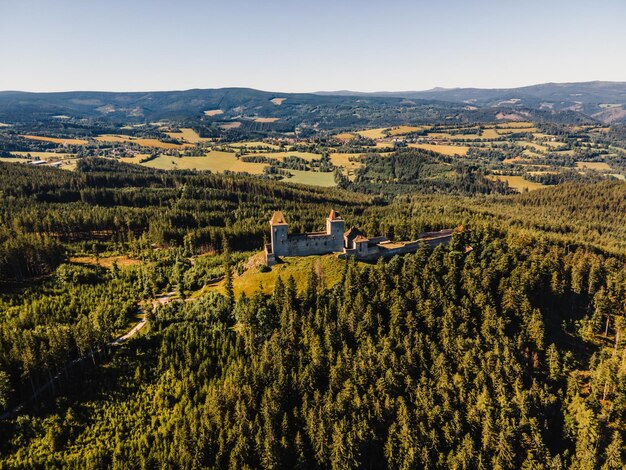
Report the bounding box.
[0,158,625,469]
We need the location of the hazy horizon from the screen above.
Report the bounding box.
[1,0,625,93]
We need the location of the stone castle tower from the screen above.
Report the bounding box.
[267,210,345,262]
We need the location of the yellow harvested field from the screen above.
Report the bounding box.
[220,122,241,130]
[21,135,88,145]
[204,110,224,116]
[503,157,532,164]
[489,175,545,192]
[576,161,612,171]
[375,142,394,149]
[328,153,362,167]
[481,128,500,139]
[229,141,282,150]
[254,117,280,123]
[408,143,469,156]
[11,151,74,160]
[143,151,266,174]
[357,128,388,139]
[544,141,566,149]
[387,126,429,136]
[518,141,548,152]
[118,154,151,165]
[329,153,363,180]
[335,132,357,141]
[95,135,191,149]
[0,122,11,127]
[270,98,286,105]
[165,128,212,143]
[0,156,30,163]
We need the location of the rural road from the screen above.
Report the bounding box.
[0,291,176,420]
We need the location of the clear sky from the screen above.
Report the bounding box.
[1,0,625,92]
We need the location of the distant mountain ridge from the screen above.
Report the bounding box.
[0,82,619,126]
[317,81,626,123]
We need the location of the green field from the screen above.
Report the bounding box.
[204,253,354,296]
[284,169,336,186]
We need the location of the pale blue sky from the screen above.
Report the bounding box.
[1,0,625,92]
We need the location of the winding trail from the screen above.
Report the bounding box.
[0,291,176,420]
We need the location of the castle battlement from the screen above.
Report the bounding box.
[265,210,455,266]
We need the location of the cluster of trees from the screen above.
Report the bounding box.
[0,156,625,467]
[1,227,624,468]
[349,150,512,196]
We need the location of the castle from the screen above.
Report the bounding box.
[265,210,454,266]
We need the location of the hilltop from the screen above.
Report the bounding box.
[317,81,626,124]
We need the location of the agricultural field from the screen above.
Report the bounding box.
[408,143,469,156]
[387,125,430,136]
[229,141,282,150]
[203,109,223,116]
[254,117,280,123]
[270,98,286,105]
[357,128,388,139]
[165,128,212,143]
[11,151,75,160]
[95,135,191,149]
[20,135,88,145]
[489,175,545,192]
[3,119,625,194]
[576,161,612,171]
[284,170,336,187]
[142,151,267,174]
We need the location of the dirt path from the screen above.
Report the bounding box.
[0,291,176,420]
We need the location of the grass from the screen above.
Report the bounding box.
[95,135,191,149]
[518,141,548,152]
[357,128,388,139]
[495,121,535,128]
[20,135,88,145]
[165,128,212,143]
[576,161,612,171]
[0,157,30,163]
[285,170,336,187]
[254,117,280,123]
[204,110,224,116]
[335,132,357,141]
[408,143,469,156]
[69,256,141,268]
[205,253,350,296]
[489,175,545,192]
[11,151,75,160]
[142,151,267,174]
[388,126,429,136]
[229,141,282,150]
[329,153,363,180]
[220,122,241,130]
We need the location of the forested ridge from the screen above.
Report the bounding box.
[0,159,625,468]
